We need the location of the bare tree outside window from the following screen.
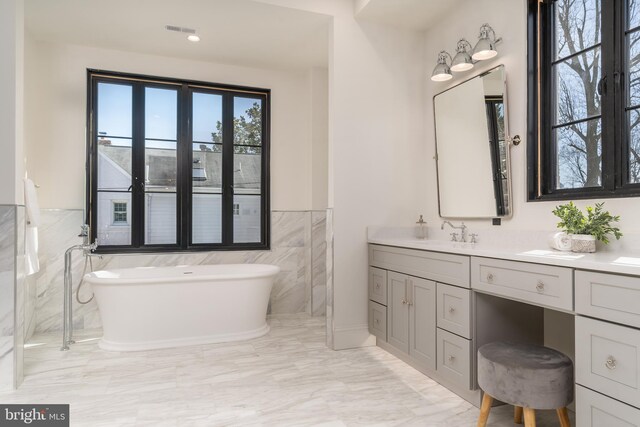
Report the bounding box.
[554,0,602,189]
[627,0,640,183]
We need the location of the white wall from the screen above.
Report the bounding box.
[24,39,316,211]
[0,0,24,205]
[310,67,329,210]
[424,0,640,233]
[255,0,427,348]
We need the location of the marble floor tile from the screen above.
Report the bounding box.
[1,315,574,426]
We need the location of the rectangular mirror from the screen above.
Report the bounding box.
[434,65,512,218]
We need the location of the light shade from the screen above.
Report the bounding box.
[431,51,453,82]
[451,39,474,72]
[187,34,200,42]
[472,24,499,61]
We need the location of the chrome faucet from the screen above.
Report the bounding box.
[441,221,468,243]
[61,225,98,351]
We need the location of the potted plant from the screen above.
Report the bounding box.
[552,202,622,253]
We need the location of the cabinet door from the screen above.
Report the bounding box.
[409,276,437,371]
[387,271,409,353]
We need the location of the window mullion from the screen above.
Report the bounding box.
[599,0,618,191]
[131,83,146,248]
[221,94,234,245]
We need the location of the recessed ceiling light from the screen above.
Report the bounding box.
[187,34,200,42]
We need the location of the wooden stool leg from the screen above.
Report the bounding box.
[514,406,523,424]
[523,408,536,427]
[477,393,493,427]
[557,407,571,427]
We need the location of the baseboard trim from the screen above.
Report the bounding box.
[332,323,375,350]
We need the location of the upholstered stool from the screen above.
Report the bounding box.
[476,342,573,427]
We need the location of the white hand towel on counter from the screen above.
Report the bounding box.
[24,178,41,275]
[24,178,40,227]
[548,232,572,252]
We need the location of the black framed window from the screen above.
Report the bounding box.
[87,70,270,252]
[528,0,640,200]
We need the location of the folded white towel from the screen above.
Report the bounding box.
[25,226,40,276]
[24,178,41,227]
[548,232,572,252]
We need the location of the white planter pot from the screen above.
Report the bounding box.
[571,234,596,253]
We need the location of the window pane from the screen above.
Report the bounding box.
[234,147,261,192]
[234,97,262,146]
[193,93,223,143]
[233,195,261,243]
[145,87,177,141]
[629,30,640,107]
[629,109,640,183]
[555,119,602,189]
[192,143,222,190]
[97,137,132,191]
[97,192,131,245]
[192,194,222,244]
[630,0,640,29]
[145,142,177,191]
[555,0,601,60]
[554,47,601,125]
[145,193,176,244]
[97,83,132,137]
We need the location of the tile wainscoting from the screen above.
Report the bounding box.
[33,209,328,334]
[0,205,26,390]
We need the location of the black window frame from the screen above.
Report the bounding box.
[86,69,271,253]
[528,0,640,200]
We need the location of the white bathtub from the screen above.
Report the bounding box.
[84,264,280,351]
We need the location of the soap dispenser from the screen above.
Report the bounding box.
[415,215,427,239]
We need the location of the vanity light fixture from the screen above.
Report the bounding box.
[431,51,453,82]
[451,39,474,72]
[472,24,501,61]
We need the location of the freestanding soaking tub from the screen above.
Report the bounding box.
[84,264,280,351]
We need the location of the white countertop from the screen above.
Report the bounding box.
[368,226,640,277]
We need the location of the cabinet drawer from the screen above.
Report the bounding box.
[437,328,472,390]
[369,267,387,305]
[437,283,471,339]
[576,385,640,427]
[576,270,640,328]
[369,244,470,288]
[368,300,387,342]
[471,257,573,311]
[576,316,640,407]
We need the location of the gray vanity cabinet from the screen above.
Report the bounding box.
[386,271,437,370]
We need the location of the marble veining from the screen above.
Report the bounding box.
[311,211,327,316]
[35,210,328,333]
[325,208,334,349]
[2,314,572,426]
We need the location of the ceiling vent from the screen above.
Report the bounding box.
[165,25,196,35]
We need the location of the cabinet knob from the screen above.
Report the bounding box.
[407,300,413,306]
[487,273,494,283]
[536,281,545,292]
[448,306,456,313]
[375,283,380,289]
[375,319,380,325]
[401,299,407,305]
[448,355,456,362]
[605,356,617,370]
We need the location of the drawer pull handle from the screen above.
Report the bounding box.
[536,281,545,292]
[487,273,494,283]
[605,356,617,370]
[401,299,407,305]
[448,355,456,362]
[448,306,456,313]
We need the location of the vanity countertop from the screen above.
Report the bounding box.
[368,226,640,277]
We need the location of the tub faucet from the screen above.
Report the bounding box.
[441,221,468,243]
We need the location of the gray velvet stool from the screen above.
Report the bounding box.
[476,342,573,427]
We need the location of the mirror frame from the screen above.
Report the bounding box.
[433,64,514,220]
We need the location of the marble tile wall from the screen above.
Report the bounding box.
[0,205,25,390]
[34,209,329,333]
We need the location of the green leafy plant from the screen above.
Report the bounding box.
[552,202,623,244]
